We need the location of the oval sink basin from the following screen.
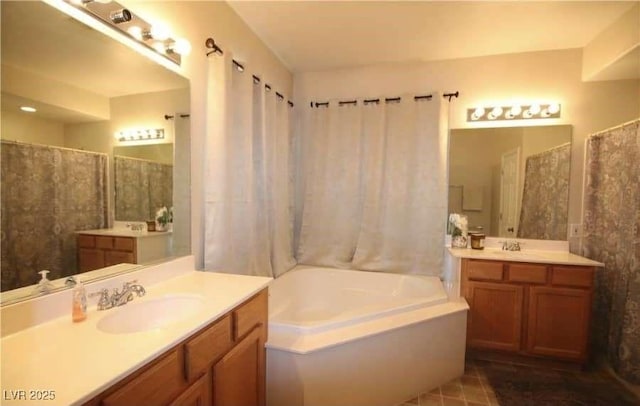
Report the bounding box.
[97,294,205,334]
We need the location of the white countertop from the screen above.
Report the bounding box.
[77,228,171,238]
[0,267,271,405]
[447,247,604,267]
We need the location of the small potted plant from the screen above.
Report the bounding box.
[155,206,171,232]
[449,213,468,248]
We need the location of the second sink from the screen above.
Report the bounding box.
[97,294,205,334]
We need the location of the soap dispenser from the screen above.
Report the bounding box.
[72,279,87,322]
[33,270,54,294]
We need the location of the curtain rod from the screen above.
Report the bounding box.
[164,114,190,120]
[311,93,442,108]
[205,37,295,107]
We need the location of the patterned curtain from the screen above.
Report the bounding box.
[1,142,108,291]
[517,143,570,240]
[583,118,640,384]
[114,155,173,222]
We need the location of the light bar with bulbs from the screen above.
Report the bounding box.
[467,103,561,122]
[115,128,165,142]
[65,0,190,65]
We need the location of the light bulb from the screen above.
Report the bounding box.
[528,104,541,115]
[150,23,170,41]
[547,103,560,114]
[488,106,503,120]
[20,106,36,113]
[470,107,485,120]
[173,38,192,55]
[128,26,143,40]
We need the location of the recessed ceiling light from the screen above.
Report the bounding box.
[20,106,37,113]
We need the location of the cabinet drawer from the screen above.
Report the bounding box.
[102,349,186,406]
[184,314,233,381]
[551,266,594,288]
[114,237,135,252]
[78,235,96,248]
[234,289,268,340]
[508,263,547,284]
[467,261,504,281]
[96,236,114,249]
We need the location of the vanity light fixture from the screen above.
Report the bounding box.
[467,103,561,122]
[64,0,190,65]
[115,128,165,142]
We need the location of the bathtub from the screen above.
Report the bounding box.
[266,265,469,406]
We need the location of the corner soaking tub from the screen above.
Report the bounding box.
[266,265,469,406]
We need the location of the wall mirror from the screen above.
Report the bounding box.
[448,125,572,240]
[0,1,191,304]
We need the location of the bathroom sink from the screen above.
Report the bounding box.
[97,294,205,334]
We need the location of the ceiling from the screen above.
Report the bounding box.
[1,1,188,123]
[228,1,638,73]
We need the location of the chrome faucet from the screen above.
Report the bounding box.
[501,240,521,251]
[89,281,146,310]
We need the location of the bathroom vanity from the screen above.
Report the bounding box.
[84,289,267,406]
[447,241,603,364]
[77,228,172,272]
[0,257,271,406]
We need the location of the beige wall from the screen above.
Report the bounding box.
[122,1,294,268]
[295,48,640,251]
[1,109,65,146]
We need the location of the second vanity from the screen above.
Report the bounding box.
[446,239,604,364]
[76,224,172,272]
[0,256,271,406]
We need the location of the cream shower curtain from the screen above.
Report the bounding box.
[295,96,448,275]
[583,118,640,384]
[204,52,295,277]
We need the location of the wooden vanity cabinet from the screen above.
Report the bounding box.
[85,288,268,406]
[77,235,136,272]
[462,259,595,363]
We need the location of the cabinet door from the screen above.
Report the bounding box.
[466,281,523,352]
[105,250,135,266]
[213,327,265,406]
[78,248,105,272]
[526,286,592,361]
[169,373,209,406]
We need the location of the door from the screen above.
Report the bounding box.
[467,281,524,352]
[213,327,265,406]
[499,148,520,237]
[526,286,592,361]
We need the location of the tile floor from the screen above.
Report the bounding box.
[399,359,498,406]
[397,357,639,406]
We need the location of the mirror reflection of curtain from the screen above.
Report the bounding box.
[583,119,640,384]
[204,52,296,278]
[296,96,447,275]
[517,143,570,240]
[114,156,173,222]
[1,142,108,291]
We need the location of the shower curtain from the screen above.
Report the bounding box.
[517,143,570,240]
[204,52,296,277]
[114,155,173,222]
[1,142,108,291]
[583,118,640,383]
[296,96,448,275]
